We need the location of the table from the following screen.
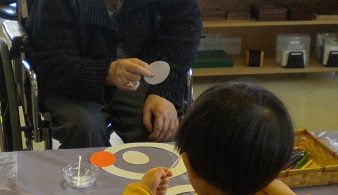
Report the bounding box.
[0,144,190,195]
[0,132,337,195]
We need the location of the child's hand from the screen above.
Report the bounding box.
[139,167,173,195]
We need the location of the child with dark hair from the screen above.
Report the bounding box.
[123,82,295,195]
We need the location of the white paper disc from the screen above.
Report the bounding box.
[144,61,170,85]
[122,151,150,165]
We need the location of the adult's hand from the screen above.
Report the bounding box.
[143,94,179,142]
[106,58,153,91]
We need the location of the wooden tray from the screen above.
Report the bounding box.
[278,129,338,188]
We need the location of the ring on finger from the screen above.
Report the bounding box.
[126,80,135,87]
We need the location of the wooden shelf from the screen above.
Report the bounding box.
[199,12,338,77]
[192,56,338,77]
[203,15,338,28]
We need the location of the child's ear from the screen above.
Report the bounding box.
[182,152,198,179]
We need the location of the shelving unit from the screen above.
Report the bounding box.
[203,15,338,28]
[194,15,338,77]
[193,56,338,77]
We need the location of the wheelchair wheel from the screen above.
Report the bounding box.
[0,39,22,151]
[0,0,17,20]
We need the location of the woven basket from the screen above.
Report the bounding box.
[278,129,338,188]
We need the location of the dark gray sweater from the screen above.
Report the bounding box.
[26,0,202,109]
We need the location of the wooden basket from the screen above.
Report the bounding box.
[278,129,338,188]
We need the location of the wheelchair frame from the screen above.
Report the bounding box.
[0,0,52,151]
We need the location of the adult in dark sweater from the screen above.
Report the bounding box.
[26,0,202,148]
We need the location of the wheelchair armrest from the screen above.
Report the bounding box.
[1,20,30,58]
[186,68,194,107]
[21,59,43,142]
[178,68,194,118]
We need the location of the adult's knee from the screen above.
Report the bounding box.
[44,95,110,148]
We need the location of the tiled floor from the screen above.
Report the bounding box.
[193,72,338,132]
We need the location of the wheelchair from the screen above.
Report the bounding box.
[0,0,194,152]
[0,0,52,152]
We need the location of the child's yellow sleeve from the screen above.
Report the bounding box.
[123,183,152,195]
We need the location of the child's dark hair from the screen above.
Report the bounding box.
[175,82,294,195]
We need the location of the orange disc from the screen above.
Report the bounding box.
[90,151,116,167]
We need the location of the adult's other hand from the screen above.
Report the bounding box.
[143,94,178,142]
